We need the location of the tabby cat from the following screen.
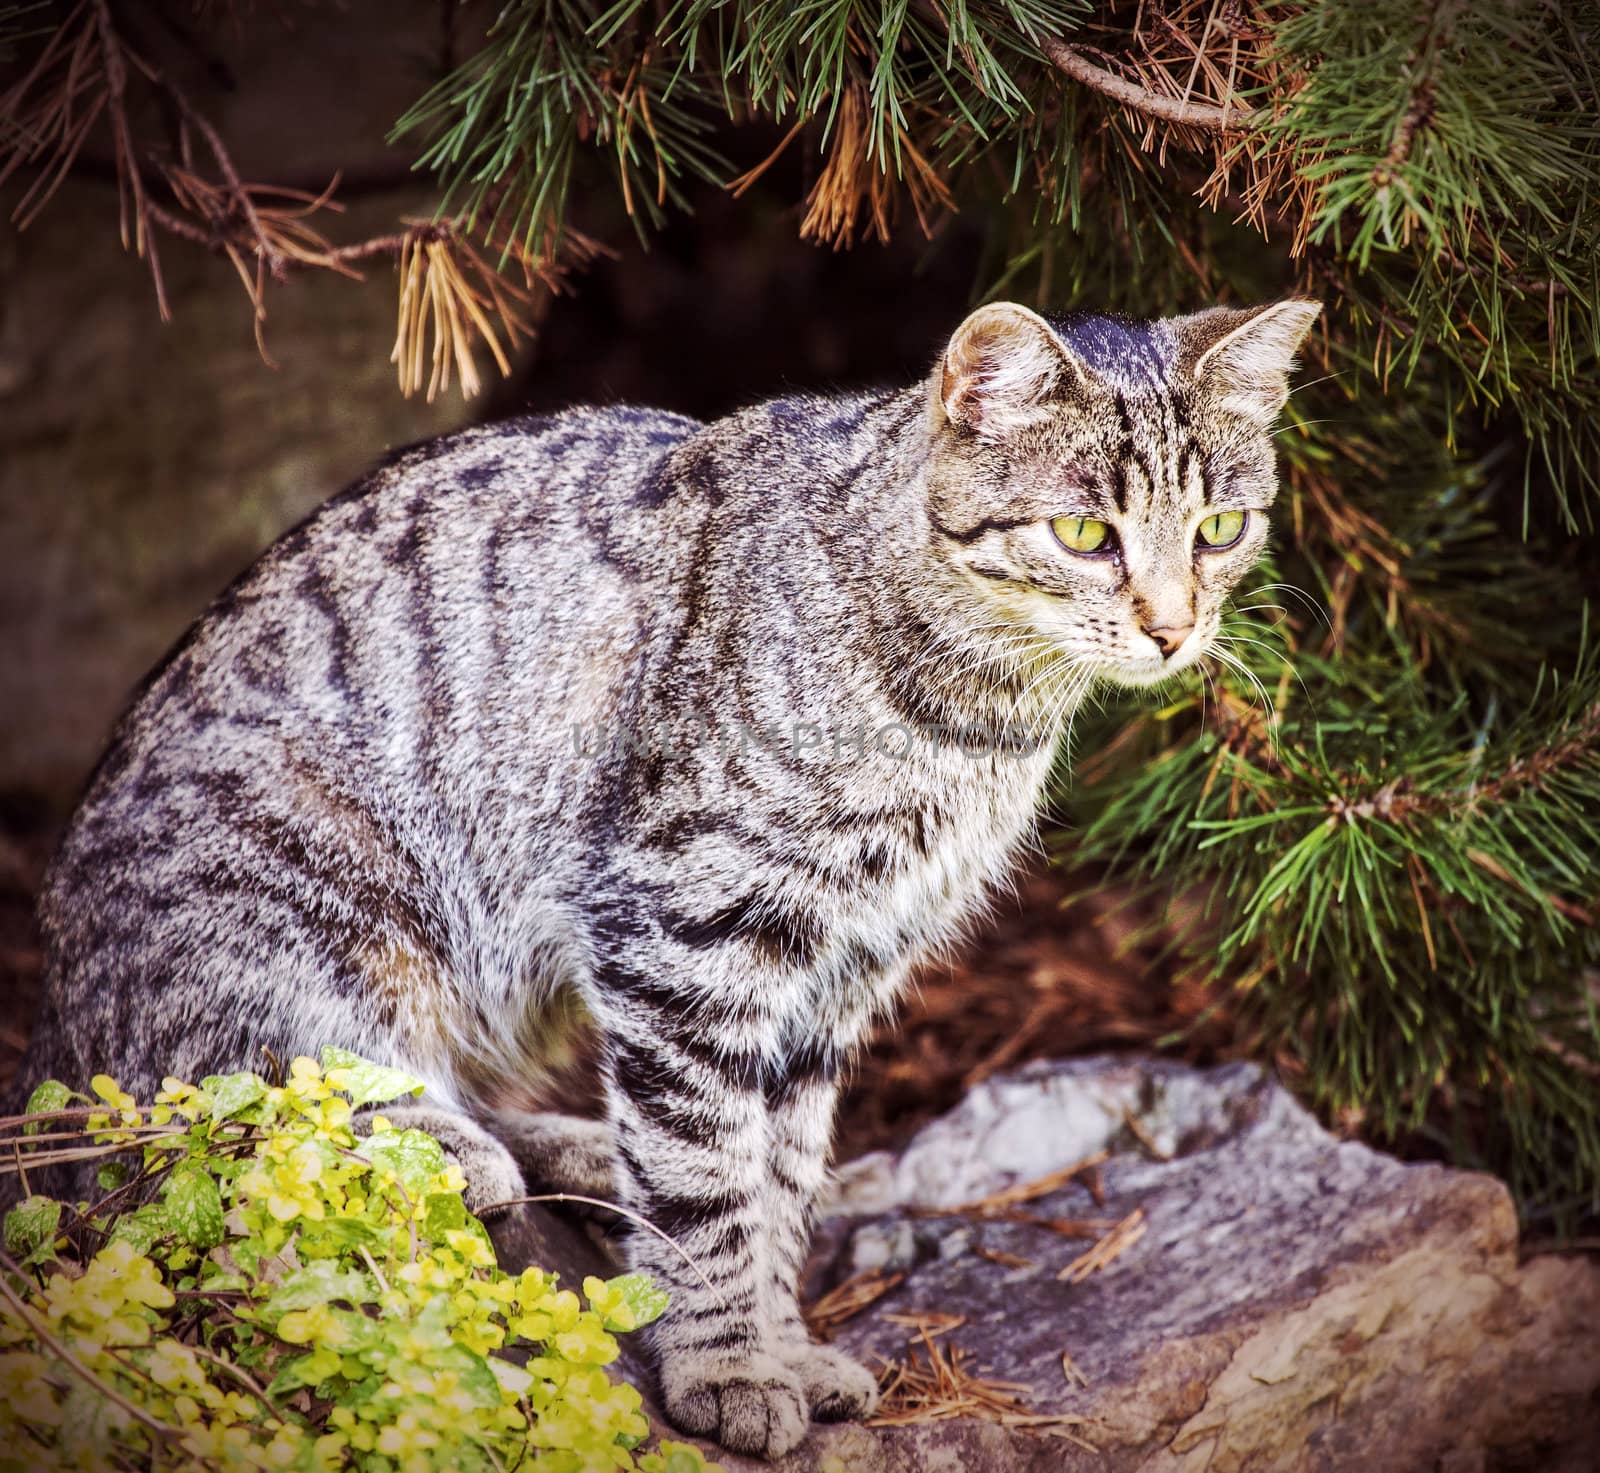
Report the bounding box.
[22,298,1319,1458]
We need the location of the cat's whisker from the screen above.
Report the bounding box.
[1193,652,1217,731]
[1004,658,1057,736]
[1049,662,1100,786]
[1010,647,1091,737]
[1215,629,1313,709]
[1210,650,1275,728]
[903,641,1018,699]
[905,616,1024,655]
[1042,660,1096,771]
[1285,370,1350,399]
[1056,672,1095,774]
[954,635,1053,704]
[1209,644,1281,751]
[904,622,1034,682]
[1240,581,1332,631]
[1272,416,1340,438]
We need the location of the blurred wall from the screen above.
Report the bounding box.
[0,184,472,808]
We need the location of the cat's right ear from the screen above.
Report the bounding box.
[936,304,1088,440]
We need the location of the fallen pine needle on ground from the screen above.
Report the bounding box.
[1059,1208,1148,1283]
[804,1268,906,1338]
[869,1317,1097,1449]
[910,1149,1111,1221]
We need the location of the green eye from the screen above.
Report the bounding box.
[1197,510,1247,549]
[1051,516,1112,554]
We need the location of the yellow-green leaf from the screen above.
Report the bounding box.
[3,1195,61,1261]
[319,1047,425,1108]
[22,1080,71,1136]
[161,1163,225,1250]
[200,1070,266,1123]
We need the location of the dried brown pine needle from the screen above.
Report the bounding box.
[973,1244,1035,1270]
[1083,1163,1108,1208]
[802,1268,904,1339]
[1,1,621,388]
[913,1149,1110,1221]
[1028,0,1322,256]
[881,1311,965,1338]
[799,87,954,249]
[869,1323,1095,1447]
[387,222,613,402]
[1061,1349,1089,1388]
[1121,1108,1174,1162]
[1058,1208,1149,1284]
[1002,1211,1125,1240]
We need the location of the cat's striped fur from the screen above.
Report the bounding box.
[22,299,1318,1458]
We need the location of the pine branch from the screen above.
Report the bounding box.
[91,0,168,317]
[1326,702,1600,831]
[0,0,594,394]
[1040,37,1257,130]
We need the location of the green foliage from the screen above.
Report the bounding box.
[1259,0,1600,522]
[0,1055,722,1473]
[392,0,1092,255]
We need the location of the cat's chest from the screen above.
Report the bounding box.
[827,744,1054,955]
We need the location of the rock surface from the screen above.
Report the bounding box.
[492,1056,1600,1473]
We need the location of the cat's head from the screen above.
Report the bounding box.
[924,298,1320,690]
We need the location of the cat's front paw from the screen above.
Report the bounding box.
[659,1351,809,1460]
[775,1340,881,1423]
[456,1148,528,1217]
[369,1108,527,1217]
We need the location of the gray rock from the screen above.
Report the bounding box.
[497,1056,1600,1472]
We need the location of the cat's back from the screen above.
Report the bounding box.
[85,405,701,782]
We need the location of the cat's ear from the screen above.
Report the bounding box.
[1177,299,1322,425]
[936,303,1090,439]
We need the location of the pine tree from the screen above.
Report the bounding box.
[4,0,1598,1226]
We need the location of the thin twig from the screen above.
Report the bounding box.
[1042,37,1256,129]
[910,1150,1111,1220]
[358,1245,391,1297]
[90,0,168,317]
[480,1192,726,1305]
[161,74,287,280]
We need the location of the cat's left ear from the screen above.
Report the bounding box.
[936,303,1092,440]
[1177,299,1322,425]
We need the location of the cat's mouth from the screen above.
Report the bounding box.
[1102,638,1210,689]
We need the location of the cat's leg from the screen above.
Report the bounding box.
[479,1109,616,1198]
[595,998,810,1459]
[761,1057,880,1423]
[370,1104,527,1216]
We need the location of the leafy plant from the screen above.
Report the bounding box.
[0,1052,720,1473]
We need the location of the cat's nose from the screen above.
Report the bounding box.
[1144,623,1195,658]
